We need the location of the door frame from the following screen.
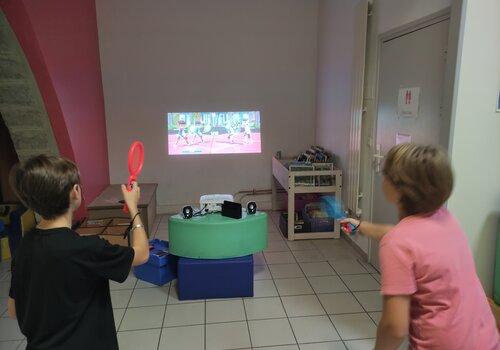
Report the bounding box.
[365,5,462,263]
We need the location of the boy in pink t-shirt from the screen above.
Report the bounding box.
[343,144,499,349]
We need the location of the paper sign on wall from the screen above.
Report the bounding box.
[397,87,420,118]
[396,132,412,145]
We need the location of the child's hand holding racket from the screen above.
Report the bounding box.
[340,218,360,234]
[121,182,140,216]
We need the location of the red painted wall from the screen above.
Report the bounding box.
[1,0,110,214]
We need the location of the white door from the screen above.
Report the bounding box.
[369,18,450,269]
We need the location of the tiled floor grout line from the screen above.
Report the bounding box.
[336,273,380,329]
[263,245,300,347]
[116,276,137,331]
[203,299,207,350]
[241,296,253,348]
[155,279,172,350]
[292,240,349,349]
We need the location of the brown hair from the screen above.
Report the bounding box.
[383,143,453,217]
[11,155,81,220]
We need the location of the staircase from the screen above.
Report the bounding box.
[0,10,58,161]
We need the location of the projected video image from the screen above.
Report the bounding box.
[167,111,261,155]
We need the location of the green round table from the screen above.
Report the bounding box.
[168,212,268,259]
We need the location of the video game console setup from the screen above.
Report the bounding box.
[135,192,268,300]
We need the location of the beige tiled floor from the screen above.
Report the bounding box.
[0,211,386,350]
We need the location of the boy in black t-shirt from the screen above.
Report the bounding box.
[7,155,150,350]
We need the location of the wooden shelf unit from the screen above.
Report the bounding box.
[271,156,342,241]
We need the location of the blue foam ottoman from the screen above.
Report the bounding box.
[177,255,253,300]
[134,239,178,286]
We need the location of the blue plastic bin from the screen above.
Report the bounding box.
[134,239,178,286]
[177,255,253,300]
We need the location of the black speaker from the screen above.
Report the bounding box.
[182,206,193,219]
[221,201,242,219]
[247,201,257,215]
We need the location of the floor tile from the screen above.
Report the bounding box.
[244,297,286,320]
[264,251,296,264]
[129,286,169,307]
[206,299,245,323]
[110,289,133,308]
[0,341,22,350]
[354,291,383,312]
[0,298,6,316]
[117,329,161,350]
[286,241,317,251]
[110,274,137,290]
[268,222,280,232]
[371,273,381,282]
[248,318,296,347]
[308,276,349,294]
[300,262,336,277]
[318,293,364,314]
[0,272,10,282]
[290,315,340,343]
[299,342,347,350]
[168,283,202,304]
[340,275,379,292]
[328,259,369,275]
[274,278,314,296]
[113,308,126,328]
[268,231,285,241]
[368,312,382,325]
[159,325,204,350]
[330,313,377,340]
[254,265,272,280]
[136,279,163,288]
[0,318,24,341]
[254,252,267,266]
[292,250,327,263]
[164,302,205,327]
[319,246,360,260]
[344,338,376,350]
[269,264,304,279]
[206,321,251,350]
[357,260,378,274]
[281,295,325,317]
[0,283,10,299]
[259,346,299,350]
[253,280,279,298]
[266,241,290,252]
[120,306,165,331]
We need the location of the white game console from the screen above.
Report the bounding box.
[199,194,234,213]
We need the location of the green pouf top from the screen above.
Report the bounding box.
[168,212,268,259]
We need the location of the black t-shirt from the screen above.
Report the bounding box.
[9,228,134,350]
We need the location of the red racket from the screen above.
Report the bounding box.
[123,141,144,213]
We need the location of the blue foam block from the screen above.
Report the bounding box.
[134,239,178,286]
[177,255,253,300]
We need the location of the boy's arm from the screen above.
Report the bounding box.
[375,295,410,350]
[121,183,150,266]
[7,297,16,319]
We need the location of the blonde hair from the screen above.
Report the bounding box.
[383,143,453,217]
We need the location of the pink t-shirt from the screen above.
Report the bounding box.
[380,208,499,350]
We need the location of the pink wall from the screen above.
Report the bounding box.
[1,0,110,215]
